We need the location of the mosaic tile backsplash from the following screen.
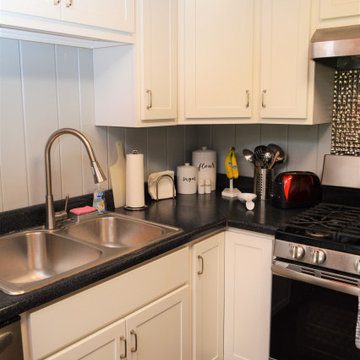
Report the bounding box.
[331,69,360,156]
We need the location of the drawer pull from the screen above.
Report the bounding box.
[146,89,153,109]
[198,255,204,275]
[130,330,138,352]
[246,89,250,108]
[261,89,267,108]
[120,336,127,359]
[66,0,73,7]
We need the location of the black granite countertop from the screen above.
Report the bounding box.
[0,189,304,326]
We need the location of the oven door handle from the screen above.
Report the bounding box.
[272,264,360,297]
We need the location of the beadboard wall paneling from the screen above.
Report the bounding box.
[235,124,261,178]
[78,47,109,195]
[147,127,167,174]
[21,41,62,206]
[0,39,332,212]
[0,39,28,210]
[56,45,83,198]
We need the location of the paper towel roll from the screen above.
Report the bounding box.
[126,151,145,208]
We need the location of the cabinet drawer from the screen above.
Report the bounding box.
[23,247,189,359]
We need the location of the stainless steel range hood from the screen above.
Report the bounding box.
[311,25,360,69]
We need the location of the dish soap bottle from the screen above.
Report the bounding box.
[93,185,106,214]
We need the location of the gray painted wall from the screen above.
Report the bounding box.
[0,39,331,212]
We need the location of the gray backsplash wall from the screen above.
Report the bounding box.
[0,39,331,212]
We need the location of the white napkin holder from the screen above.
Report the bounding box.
[148,171,176,200]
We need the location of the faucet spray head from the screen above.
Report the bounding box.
[92,160,107,184]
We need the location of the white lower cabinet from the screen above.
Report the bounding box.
[21,247,190,360]
[46,286,189,360]
[22,229,274,360]
[192,232,225,360]
[45,319,126,360]
[224,229,273,360]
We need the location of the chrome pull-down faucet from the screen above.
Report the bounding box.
[45,128,106,230]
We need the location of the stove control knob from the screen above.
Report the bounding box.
[290,246,305,260]
[354,259,360,274]
[311,250,326,265]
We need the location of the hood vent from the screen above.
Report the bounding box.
[311,25,360,69]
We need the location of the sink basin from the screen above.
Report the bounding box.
[61,213,182,249]
[0,212,182,295]
[0,231,102,295]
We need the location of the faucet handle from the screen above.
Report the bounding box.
[64,193,69,212]
[55,194,70,222]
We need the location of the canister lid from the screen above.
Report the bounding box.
[193,146,216,154]
[177,163,196,170]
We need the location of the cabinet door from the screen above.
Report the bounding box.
[320,0,360,19]
[224,230,273,360]
[260,0,311,119]
[60,0,134,32]
[184,0,254,119]
[46,319,126,360]
[0,0,60,20]
[192,233,224,360]
[126,286,190,360]
[140,0,177,121]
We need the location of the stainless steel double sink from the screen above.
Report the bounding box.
[0,212,182,295]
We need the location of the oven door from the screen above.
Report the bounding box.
[270,260,360,360]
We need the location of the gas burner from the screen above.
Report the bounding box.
[277,203,360,250]
[304,230,332,239]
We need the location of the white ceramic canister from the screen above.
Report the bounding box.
[192,146,216,191]
[176,163,197,194]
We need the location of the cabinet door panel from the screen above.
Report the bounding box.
[60,0,134,32]
[320,0,360,19]
[46,319,126,360]
[140,0,177,120]
[260,0,310,119]
[1,0,60,19]
[193,233,224,360]
[224,230,273,360]
[184,0,253,118]
[126,286,189,360]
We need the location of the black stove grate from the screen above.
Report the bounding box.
[281,203,360,245]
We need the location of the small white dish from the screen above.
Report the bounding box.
[238,193,257,210]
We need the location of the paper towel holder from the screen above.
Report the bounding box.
[124,204,148,211]
[124,149,148,211]
[155,174,176,201]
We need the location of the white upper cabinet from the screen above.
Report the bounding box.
[315,0,360,28]
[178,0,332,125]
[60,0,134,33]
[94,0,178,127]
[1,0,61,20]
[181,0,254,120]
[0,0,134,45]
[259,0,311,119]
[140,0,177,121]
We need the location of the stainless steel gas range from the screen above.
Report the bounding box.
[270,201,360,360]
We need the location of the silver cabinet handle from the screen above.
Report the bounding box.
[65,0,73,7]
[130,330,138,352]
[246,90,250,108]
[120,336,127,359]
[197,255,204,275]
[54,0,61,5]
[146,89,152,109]
[261,89,267,108]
